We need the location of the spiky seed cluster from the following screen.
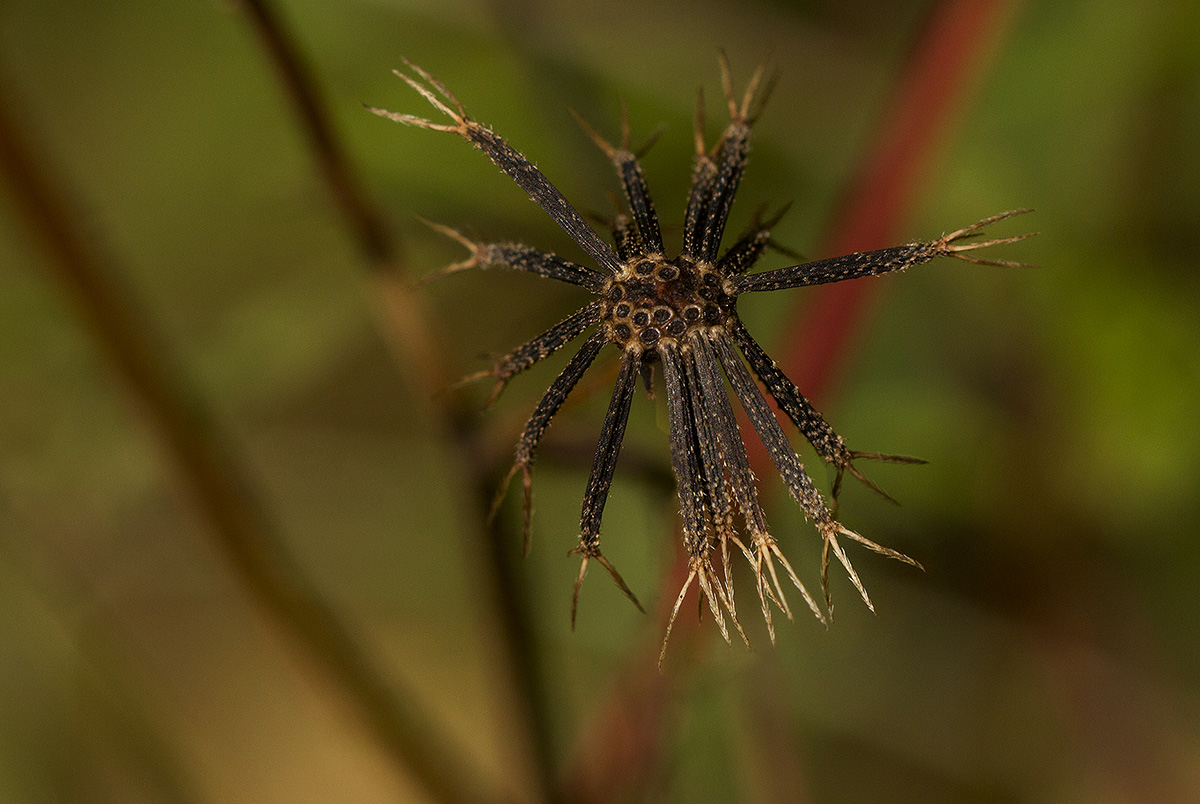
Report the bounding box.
[368,57,1034,665]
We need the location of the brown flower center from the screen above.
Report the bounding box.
[601,256,734,351]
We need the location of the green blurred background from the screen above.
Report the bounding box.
[3,0,1200,802]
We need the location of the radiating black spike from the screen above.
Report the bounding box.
[474,301,602,405]
[372,62,622,273]
[492,329,606,553]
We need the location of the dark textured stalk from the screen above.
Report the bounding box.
[731,241,940,293]
[578,354,640,554]
[729,318,846,467]
[460,123,624,274]
[487,302,603,400]
[698,125,751,260]
[681,90,718,260]
[658,347,709,557]
[573,109,665,255]
[502,330,608,552]
[0,84,507,804]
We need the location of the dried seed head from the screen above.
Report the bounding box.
[601,257,735,352]
[374,57,1033,657]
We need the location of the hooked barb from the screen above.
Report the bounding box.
[659,555,748,670]
[833,450,928,505]
[744,532,826,644]
[489,461,535,555]
[938,208,1039,268]
[718,49,779,125]
[416,217,485,283]
[819,521,924,616]
[570,547,645,631]
[364,58,471,136]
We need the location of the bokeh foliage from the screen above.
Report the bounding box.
[2,0,1199,802]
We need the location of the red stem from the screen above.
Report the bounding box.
[562,1,1020,799]
[780,0,1016,402]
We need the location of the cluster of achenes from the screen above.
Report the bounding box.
[369,58,1032,662]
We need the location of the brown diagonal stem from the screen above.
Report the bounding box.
[0,84,506,804]
[235,4,564,802]
[239,0,393,264]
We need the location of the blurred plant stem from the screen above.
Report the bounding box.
[779,0,1021,399]
[0,81,507,804]
[235,2,562,802]
[558,1,1021,801]
[0,531,206,804]
[236,0,443,392]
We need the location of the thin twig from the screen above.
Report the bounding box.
[239,0,393,264]
[235,0,449,399]
[233,4,561,801]
[0,529,205,804]
[0,83,505,804]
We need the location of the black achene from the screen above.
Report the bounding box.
[368,56,1034,664]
